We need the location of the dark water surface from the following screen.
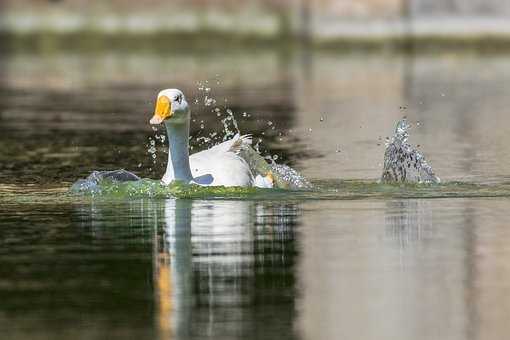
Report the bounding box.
[2,48,510,339]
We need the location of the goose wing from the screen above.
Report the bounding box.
[188,134,254,186]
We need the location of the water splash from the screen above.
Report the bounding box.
[70,170,141,195]
[147,137,157,165]
[381,118,440,184]
[70,173,262,199]
[193,79,281,161]
[189,79,311,189]
[221,108,240,141]
[238,145,312,190]
[394,118,410,143]
[194,80,242,146]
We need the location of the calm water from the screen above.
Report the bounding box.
[2,48,510,339]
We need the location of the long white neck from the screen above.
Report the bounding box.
[162,119,193,185]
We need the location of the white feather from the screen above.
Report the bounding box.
[188,136,254,187]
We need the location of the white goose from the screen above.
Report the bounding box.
[71,88,312,193]
[150,88,273,187]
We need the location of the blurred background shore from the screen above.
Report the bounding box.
[2,0,510,50]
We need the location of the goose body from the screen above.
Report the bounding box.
[165,134,254,187]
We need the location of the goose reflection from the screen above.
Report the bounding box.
[154,199,300,340]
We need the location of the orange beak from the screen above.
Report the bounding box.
[150,95,172,125]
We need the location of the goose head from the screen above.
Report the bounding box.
[150,88,189,125]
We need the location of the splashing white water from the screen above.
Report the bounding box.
[381,118,440,184]
[191,79,306,187]
[147,138,157,164]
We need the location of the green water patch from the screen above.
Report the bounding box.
[3,179,510,205]
[68,178,510,201]
[70,178,266,200]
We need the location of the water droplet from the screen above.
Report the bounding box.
[204,96,216,106]
[137,163,142,168]
[320,117,324,122]
[308,128,312,132]
[200,123,205,129]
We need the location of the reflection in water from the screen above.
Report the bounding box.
[383,200,470,339]
[3,198,510,339]
[384,200,435,250]
[69,199,301,340]
[0,201,158,340]
[296,199,501,340]
[153,199,300,340]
